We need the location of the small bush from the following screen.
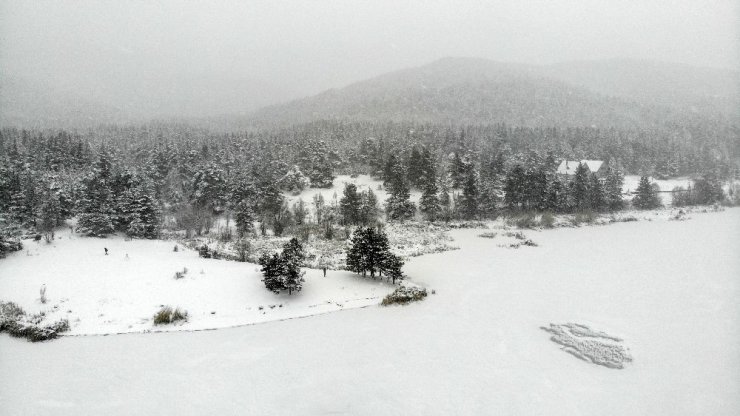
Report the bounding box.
[572,210,597,226]
[0,236,23,259]
[381,286,428,306]
[0,301,69,342]
[478,232,498,239]
[612,216,638,223]
[514,213,538,229]
[504,231,526,240]
[521,239,538,247]
[539,212,555,228]
[153,306,188,325]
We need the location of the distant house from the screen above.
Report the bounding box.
[557,160,605,177]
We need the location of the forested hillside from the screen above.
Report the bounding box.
[250,57,738,128]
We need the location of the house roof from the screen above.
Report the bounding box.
[557,160,604,175]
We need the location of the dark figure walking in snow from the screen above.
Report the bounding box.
[323,267,327,277]
[104,247,109,255]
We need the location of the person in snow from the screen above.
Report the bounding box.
[322,267,327,277]
[104,247,109,255]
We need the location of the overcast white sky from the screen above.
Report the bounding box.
[1,0,738,117]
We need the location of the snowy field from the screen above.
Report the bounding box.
[0,234,397,335]
[1,208,738,415]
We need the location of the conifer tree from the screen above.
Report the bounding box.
[385,157,416,221]
[588,174,606,212]
[570,163,591,211]
[346,227,393,278]
[419,158,440,221]
[359,188,380,225]
[504,165,526,210]
[438,179,453,222]
[632,176,662,209]
[339,183,362,225]
[258,238,305,295]
[381,253,405,284]
[37,193,61,242]
[235,200,256,237]
[460,168,479,220]
[604,167,625,211]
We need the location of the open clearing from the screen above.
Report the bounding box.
[1,208,739,415]
[0,234,397,335]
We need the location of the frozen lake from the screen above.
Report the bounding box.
[1,208,739,415]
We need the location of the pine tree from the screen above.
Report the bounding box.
[126,188,161,239]
[381,253,405,284]
[407,146,424,188]
[604,167,624,211]
[258,252,285,294]
[438,180,453,222]
[346,227,392,278]
[281,238,306,295]
[570,163,591,211]
[339,183,362,225]
[359,189,380,225]
[279,165,310,194]
[385,157,416,221]
[632,176,662,209]
[504,165,526,210]
[588,174,606,212]
[460,168,479,220]
[37,193,61,242]
[235,200,256,237]
[77,212,115,236]
[420,179,440,222]
[258,238,305,295]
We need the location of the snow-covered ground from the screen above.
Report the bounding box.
[0,233,397,335]
[1,208,738,415]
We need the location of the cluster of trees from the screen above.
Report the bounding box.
[1,119,736,242]
[345,227,405,283]
[256,227,405,296]
[503,163,624,213]
[671,173,725,207]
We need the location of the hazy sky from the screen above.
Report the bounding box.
[1,0,738,118]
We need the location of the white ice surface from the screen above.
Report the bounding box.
[1,209,739,415]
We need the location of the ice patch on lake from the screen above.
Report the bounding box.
[541,323,633,369]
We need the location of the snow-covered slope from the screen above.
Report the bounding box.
[0,233,396,335]
[1,208,738,415]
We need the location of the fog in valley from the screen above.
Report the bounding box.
[1,0,738,124]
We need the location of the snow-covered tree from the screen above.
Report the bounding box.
[278,165,310,194]
[632,176,662,209]
[604,167,625,211]
[346,227,393,278]
[234,200,256,237]
[258,238,305,295]
[460,169,479,220]
[359,188,380,225]
[339,183,362,225]
[385,157,416,221]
